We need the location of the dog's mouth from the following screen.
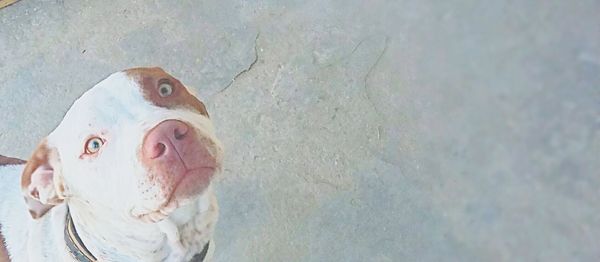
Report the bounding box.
[134,124,222,223]
[135,166,218,223]
[136,166,219,223]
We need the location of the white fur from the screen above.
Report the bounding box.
[0,70,222,261]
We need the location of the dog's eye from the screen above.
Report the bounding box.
[84,137,104,154]
[158,82,173,97]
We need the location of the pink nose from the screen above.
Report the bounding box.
[142,120,191,160]
[141,120,217,201]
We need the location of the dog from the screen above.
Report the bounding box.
[0,67,224,261]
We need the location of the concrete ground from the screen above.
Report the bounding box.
[1,1,599,261]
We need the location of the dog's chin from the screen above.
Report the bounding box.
[136,196,195,223]
[135,167,216,223]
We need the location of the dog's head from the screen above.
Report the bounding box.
[20,67,223,222]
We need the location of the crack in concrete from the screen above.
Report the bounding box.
[363,36,389,116]
[217,32,261,94]
[349,38,367,57]
[319,38,367,69]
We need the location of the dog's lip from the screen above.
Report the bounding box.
[135,166,217,223]
[168,165,216,201]
[170,166,216,195]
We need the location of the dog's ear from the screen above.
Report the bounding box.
[21,139,65,219]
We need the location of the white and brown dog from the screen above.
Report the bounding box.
[0,67,224,261]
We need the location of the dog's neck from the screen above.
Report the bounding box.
[66,188,218,261]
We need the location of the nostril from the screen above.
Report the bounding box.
[155,143,167,158]
[174,127,188,140]
[144,120,190,159]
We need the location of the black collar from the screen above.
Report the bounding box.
[65,209,210,262]
[65,208,97,262]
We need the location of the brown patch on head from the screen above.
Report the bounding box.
[0,155,25,166]
[21,141,51,192]
[125,67,209,117]
[21,140,64,219]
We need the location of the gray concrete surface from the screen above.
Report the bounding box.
[1,0,599,261]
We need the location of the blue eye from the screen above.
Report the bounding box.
[85,137,104,154]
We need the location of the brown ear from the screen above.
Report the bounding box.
[21,140,65,219]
